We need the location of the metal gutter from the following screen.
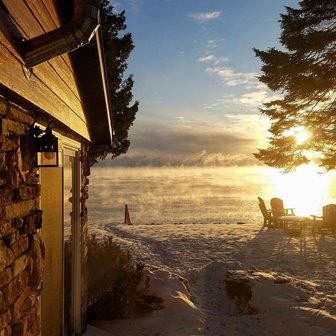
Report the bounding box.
[95,28,114,145]
[23,0,100,69]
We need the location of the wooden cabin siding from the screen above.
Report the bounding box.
[0,0,91,140]
[5,0,73,70]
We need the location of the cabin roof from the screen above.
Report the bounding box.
[70,31,114,146]
[0,0,113,146]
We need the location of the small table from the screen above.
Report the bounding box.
[279,215,312,234]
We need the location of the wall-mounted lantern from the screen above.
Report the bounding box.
[23,124,62,168]
[36,126,61,167]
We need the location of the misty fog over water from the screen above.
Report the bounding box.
[88,166,336,226]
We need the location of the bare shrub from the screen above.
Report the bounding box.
[87,234,163,320]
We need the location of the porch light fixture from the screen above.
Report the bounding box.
[35,125,61,167]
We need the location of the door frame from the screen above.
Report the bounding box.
[62,136,81,335]
[39,128,82,336]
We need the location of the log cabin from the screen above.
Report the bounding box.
[0,0,113,335]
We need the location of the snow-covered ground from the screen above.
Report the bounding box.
[88,223,336,336]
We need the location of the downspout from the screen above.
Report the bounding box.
[23,0,100,69]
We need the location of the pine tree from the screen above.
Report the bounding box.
[99,0,138,159]
[88,1,139,164]
[59,0,138,165]
[254,0,336,171]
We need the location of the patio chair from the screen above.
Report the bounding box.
[270,197,295,217]
[258,197,278,227]
[312,204,336,234]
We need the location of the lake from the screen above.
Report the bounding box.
[88,166,336,226]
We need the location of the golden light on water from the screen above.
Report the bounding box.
[265,164,335,216]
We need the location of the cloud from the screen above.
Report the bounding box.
[128,126,253,156]
[196,52,260,89]
[197,59,272,109]
[198,54,229,64]
[203,95,236,110]
[97,115,270,167]
[204,91,270,108]
[203,87,278,111]
[206,66,258,88]
[189,11,222,22]
[198,55,216,63]
[237,91,269,105]
[223,114,270,141]
[206,38,225,49]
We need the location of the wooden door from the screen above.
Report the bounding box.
[40,167,63,336]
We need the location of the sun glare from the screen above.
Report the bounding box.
[283,126,311,145]
[265,164,334,216]
[295,130,310,144]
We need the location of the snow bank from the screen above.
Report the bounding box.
[89,223,336,335]
[91,268,203,336]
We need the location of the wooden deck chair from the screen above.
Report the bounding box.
[312,204,336,234]
[270,198,295,217]
[258,197,278,227]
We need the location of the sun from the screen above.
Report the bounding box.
[284,126,311,145]
[265,164,334,216]
[295,130,310,144]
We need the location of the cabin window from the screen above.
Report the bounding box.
[63,148,81,335]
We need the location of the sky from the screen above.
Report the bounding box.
[108,0,298,167]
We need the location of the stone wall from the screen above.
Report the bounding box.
[80,143,90,334]
[0,96,44,336]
